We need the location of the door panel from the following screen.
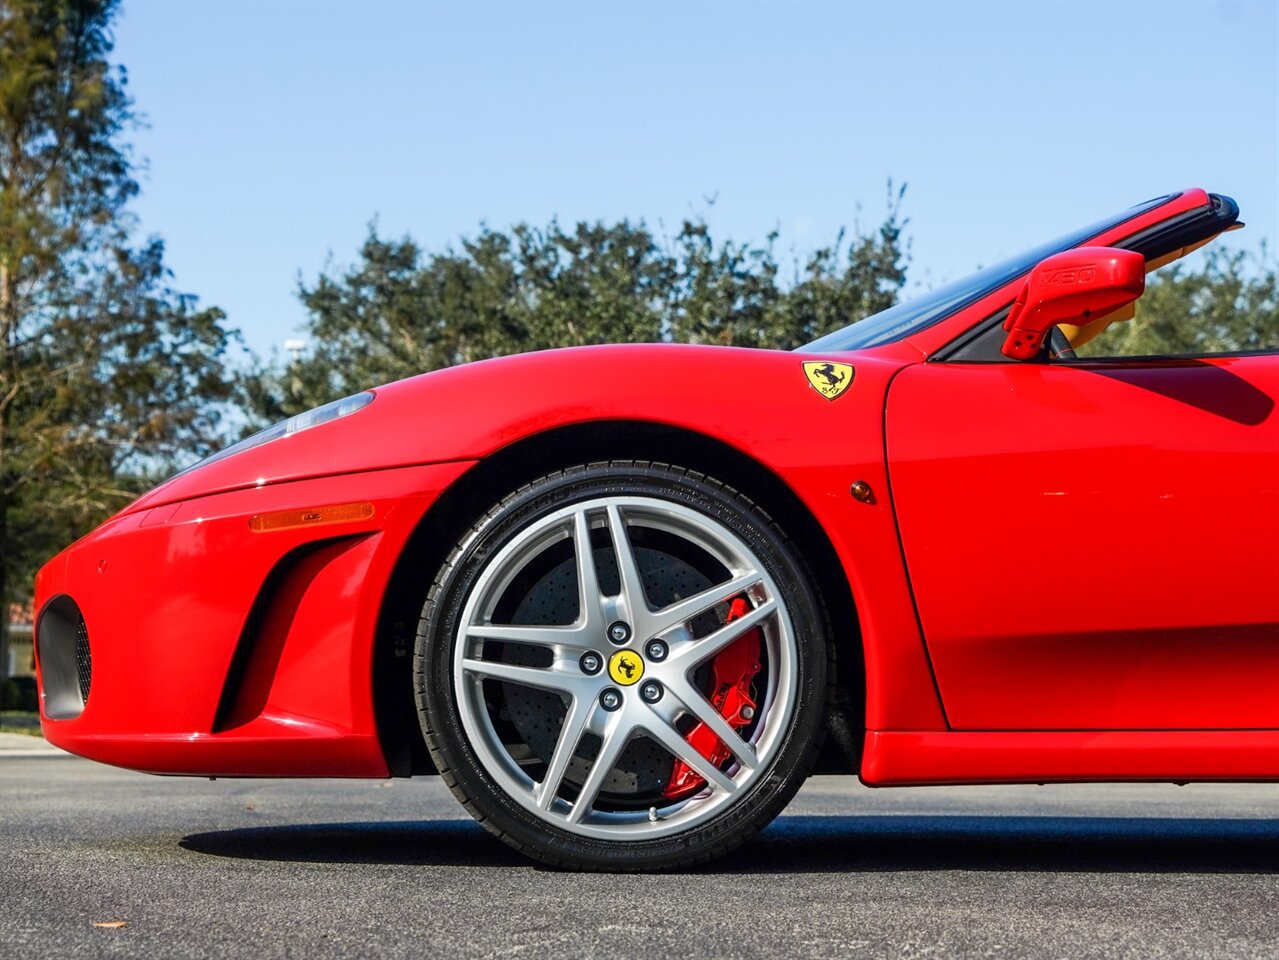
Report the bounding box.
[885,355,1279,730]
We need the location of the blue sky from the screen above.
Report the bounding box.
[114,0,1279,358]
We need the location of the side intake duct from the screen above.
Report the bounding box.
[36,596,91,719]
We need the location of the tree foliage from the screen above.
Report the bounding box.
[0,0,238,667]
[246,189,1279,431]
[242,187,910,422]
[1080,245,1278,357]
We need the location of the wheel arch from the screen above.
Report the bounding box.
[372,419,865,778]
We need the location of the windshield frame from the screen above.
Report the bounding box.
[799,194,1177,354]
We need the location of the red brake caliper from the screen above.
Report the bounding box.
[662,596,762,799]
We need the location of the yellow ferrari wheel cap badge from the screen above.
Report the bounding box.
[608,649,644,686]
[802,361,854,400]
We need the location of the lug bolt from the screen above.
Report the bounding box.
[640,680,663,703]
[579,652,603,675]
[608,621,631,644]
[600,688,623,711]
[645,639,668,662]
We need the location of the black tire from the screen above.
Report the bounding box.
[414,461,830,871]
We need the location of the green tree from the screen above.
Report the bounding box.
[666,221,781,348]
[1080,245,1278,357]
[244,199,909,421]
[0,0,238,674]
[766,183,910,349]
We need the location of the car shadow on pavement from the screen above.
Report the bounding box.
[180,814,1278,873]
[715,815,1279,875]
[180,820,524,868]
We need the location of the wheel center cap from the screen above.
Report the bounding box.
[607,649,644,686]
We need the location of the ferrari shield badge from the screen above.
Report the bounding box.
[802,361,854,401]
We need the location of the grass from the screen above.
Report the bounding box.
[0,711,42,736]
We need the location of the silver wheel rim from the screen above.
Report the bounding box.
[452,494,798,841]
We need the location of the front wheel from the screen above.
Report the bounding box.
[415,462,829,870]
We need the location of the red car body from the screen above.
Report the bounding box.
[32,188,1279,788]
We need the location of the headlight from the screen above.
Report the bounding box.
[176,392,375,477]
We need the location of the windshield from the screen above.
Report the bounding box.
[800,195,1174,353]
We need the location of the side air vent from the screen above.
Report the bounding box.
[35,596,92,719]
[212,535,369,733]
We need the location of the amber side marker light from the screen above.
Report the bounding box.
[249,502,375,533]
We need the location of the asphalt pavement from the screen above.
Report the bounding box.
[1,742,1276,959]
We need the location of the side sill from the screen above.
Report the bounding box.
[860,730,1279,786]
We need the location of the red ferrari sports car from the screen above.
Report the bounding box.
[33,188,1278,870]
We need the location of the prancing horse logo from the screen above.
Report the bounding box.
[608,650,644,686]
[802,361,855,400]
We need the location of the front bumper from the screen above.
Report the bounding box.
[33,461,473,777]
